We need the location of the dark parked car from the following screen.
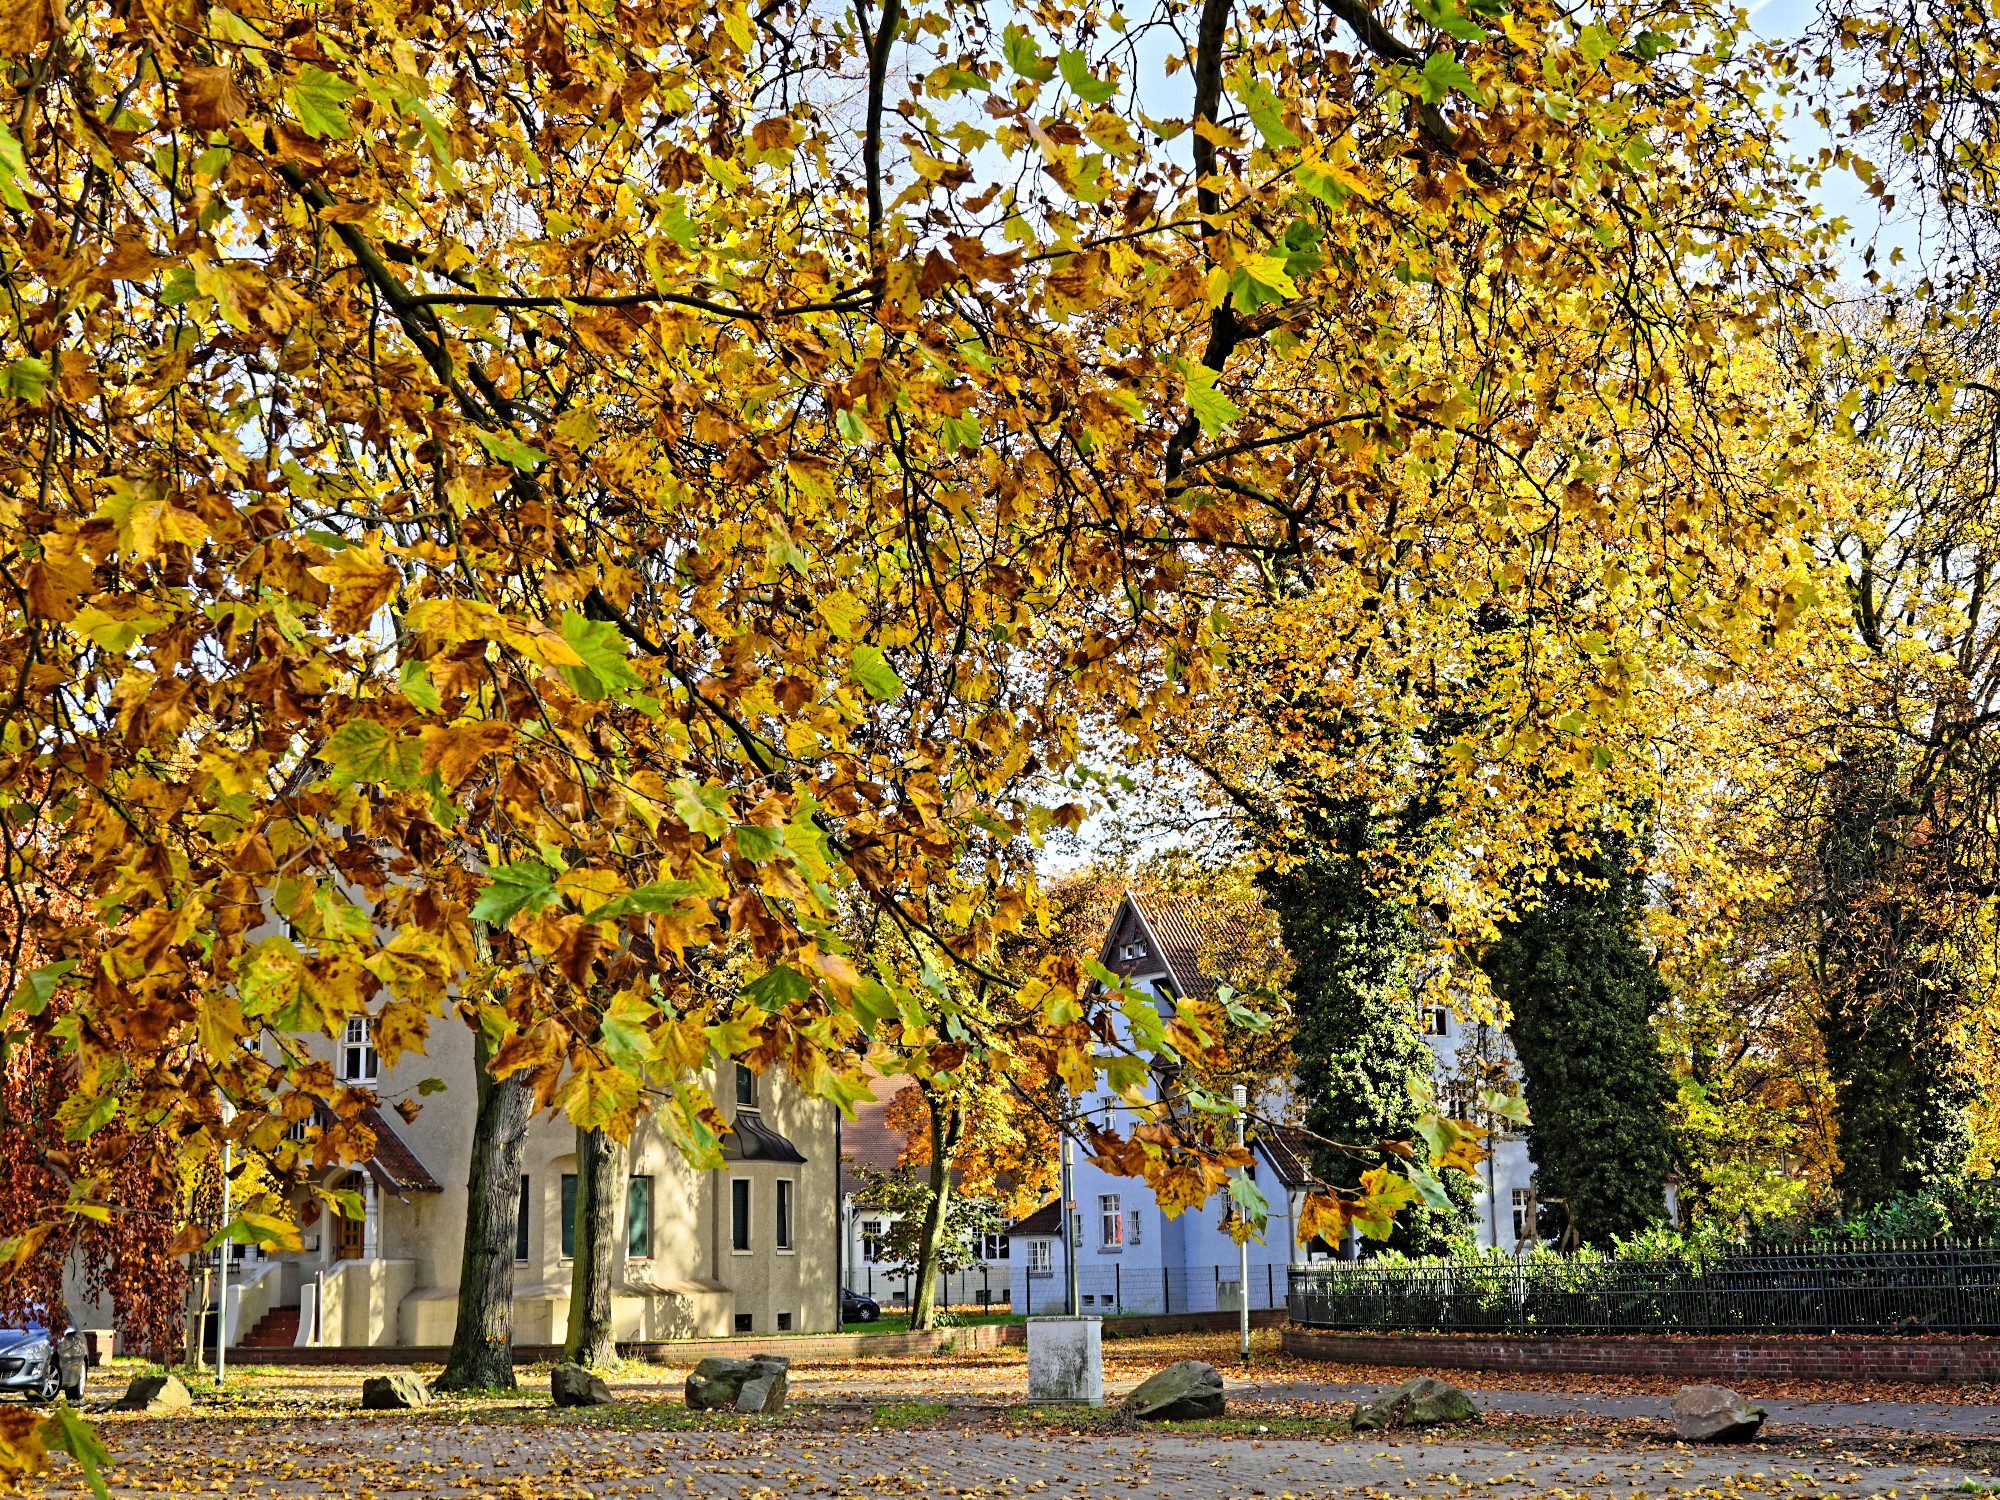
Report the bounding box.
[841,1288,880,1324]
[0,1328,85,1402]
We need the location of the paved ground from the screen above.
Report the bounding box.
[50,1419,1999,1500]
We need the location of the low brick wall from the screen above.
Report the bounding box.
[1281,1327,2000,1382]
[228,1306,1287,1366]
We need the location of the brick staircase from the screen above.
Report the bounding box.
[239,1307,301,1348]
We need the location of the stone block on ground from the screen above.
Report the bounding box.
[1026,1316,1104,1406]
[360,1371,432,1410]
[1672,1384,1766,1443]
[1120,1360,1225,1421]
[116,1373,193,1412]
[685,1355,789,1412]
[1351,1376,1480,1432]
[552,1363,616,1407]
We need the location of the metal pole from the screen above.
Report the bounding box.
[1061,1138,1078,1317]
[1233,1084,1249,1366]
[216,1139,231,1385]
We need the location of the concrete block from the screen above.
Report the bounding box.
[1027,1316,1103,1406]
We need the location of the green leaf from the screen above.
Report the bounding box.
[660,198,699,252]
[1002,24,1056,81]
[397,657,441,712]
[3,357,51,403]
[1226,1172,1270,1225]
[1576,22,1615,65]
[734,824,786,861]
[1420,51,1476,103]
[836,406,869,444]
[584,878,708,922]
[1413,0,1487,41]
[557,610,646,701]
[849,643,903,701]
[10,960,74,1016]
[324,718,424,788]
[1236,77,1299,146]
[745,964,812,1011]
[40,1403,111,1500]
[1058,49,1118,103]
[472,426,549,472]
[1633,28,1669,59]
[0,121,28,210]
[470,859,561,925]
[1177,360,1241,436]
[1406,1167,1456,1212]
[416,1076,449,1095]
[288,66,361,139]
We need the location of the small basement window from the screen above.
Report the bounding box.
[734,1312,753,1333]
[777,1312,792,1331]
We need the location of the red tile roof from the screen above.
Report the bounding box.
[1003,1198,1062,1235]
[1257,1123,1316,1190]
[1102,889,1283,1002]
[840,1063,911,1198]
[359,1105,442,1194]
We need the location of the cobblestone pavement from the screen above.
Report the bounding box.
[44,1419,1999,1500]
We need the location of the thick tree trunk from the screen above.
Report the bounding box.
[434,1022,532,1392]
[563,1125,626,1366]
[907,1097,963,1331]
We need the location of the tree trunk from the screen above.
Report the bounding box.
[907,1095,964,1331]
[434,1021,532,1391]
[563,1124,626,1366]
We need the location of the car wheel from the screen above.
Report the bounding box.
[32,1368,59,1404]
[861,1305,878,1323]
[62,1368,84,1403]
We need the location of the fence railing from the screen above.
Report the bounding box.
[1287,1240,2000,1336]
[850,1262,1289,1317]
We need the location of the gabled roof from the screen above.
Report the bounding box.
[1094,889,1279,1002]
[1003,1198,1062,1236]
[314,1101,443,1196]
[1257,1124,1316,1190]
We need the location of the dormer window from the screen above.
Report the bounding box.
[1118,942,1146,961]
[341,1017,378,1081]
[1423,1006,1450,1036]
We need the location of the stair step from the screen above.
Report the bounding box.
[240,1308,302,1348]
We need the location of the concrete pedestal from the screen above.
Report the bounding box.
[1027,1315,1103,1405]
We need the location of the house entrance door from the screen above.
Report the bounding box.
[333,1173,366,1260]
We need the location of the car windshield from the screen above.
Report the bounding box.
[0,1327,46,1339]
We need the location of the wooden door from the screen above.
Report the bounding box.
[333,1173,365,1260]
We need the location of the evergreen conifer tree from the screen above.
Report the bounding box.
[1480,824,1677,1248]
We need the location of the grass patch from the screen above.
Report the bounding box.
[870,1401,954,1427]
[841,1313,1026,1335]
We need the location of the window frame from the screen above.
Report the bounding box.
[860,1218,883,1263]
[560,1173,577,1260]
[515,1175,531,1264]
[730,1177,752,1253]
[627,1174,653,1260]
[774,1177,795,1252]
[1027,1239,1052,1274]
[1098,1193,1122,1249]
[735,1064,758,1107]
[341,1016,379,1083]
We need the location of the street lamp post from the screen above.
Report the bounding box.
[216,1093,235,1387]
[1233,1084,1249,1367]
[1061,1137,1078,1317]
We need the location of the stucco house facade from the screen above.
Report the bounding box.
[224,1016,839,1350]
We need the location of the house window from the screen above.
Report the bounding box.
[1028,1239,1052,1274]
[1423,1006,1450,1036]
[1128,1210,1142,1246]
[775,1178,794,1251]
[341,1017,378,1081]
[1118,942,1146,961]
[627,1175,653,1259]
[735,1065,757,1107]
[734,1312,753,1332]
[777,1312,792,1331]
[977,1231,1008,1260]
[515,1176,531,1263]
[1099,1194,1122,1248]
[731,1178,751,1251]
[860,1218,884,1262]
[1512,1189,1533,1243]
[560,1174,577,1259]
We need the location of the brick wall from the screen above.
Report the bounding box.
[1281,1327,2000,1382]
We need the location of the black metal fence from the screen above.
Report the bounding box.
[849,1262,1289,1317]
[1287,1239,2000,1335]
